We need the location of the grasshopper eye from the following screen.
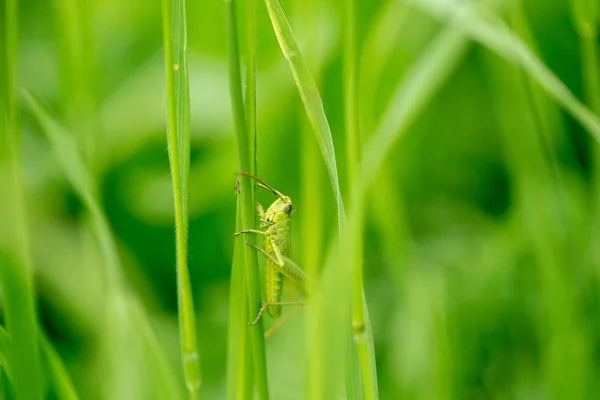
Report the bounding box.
[283,204,292,214]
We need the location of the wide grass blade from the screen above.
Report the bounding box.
[292,2,328,397]
[0,250,40,399]
[263,0,345,225]
[226,0,270,397]
[0,0,42,397]
[404,0,600,143]
[161,0,201,396]
[226,198,252,400]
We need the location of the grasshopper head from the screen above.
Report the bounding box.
[265,196,293,223]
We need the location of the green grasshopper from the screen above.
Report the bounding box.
[234,172,310,327]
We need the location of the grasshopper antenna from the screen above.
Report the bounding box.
[236,172,285,199]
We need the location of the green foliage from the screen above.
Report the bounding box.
[161,0,201,395]
[2,0,600,398]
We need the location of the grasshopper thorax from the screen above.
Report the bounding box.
[264,196,293,224]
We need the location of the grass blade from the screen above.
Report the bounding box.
[343,0,378,398]
[405,0,600,143]
[292,2,328,397]
[0,326,15,399]
[263,0,345,225]
[245,0,258,177]
[51,0,97,164]
[359,0,409,135]
[0,0,42,397]
[226,0,270,397]
[226,197,252,400]
[0,250,40,400]
[161,0,201,396]
[39,335,80,400]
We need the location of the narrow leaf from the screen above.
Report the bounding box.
[161,0,201,395]
[263,0,345,226]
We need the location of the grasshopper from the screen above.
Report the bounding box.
[234,172,311,327]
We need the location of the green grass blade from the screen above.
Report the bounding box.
[301,126,326,400]
[39,335,80,400]
[161,0,201,396]
[359,0,409,135]
[129,299,184,400]
[405,0,600,143]
[343,0,377,398]
[0,326,15,399]
[0,326,12,385]
[51,0,97,164]
[226,198,252,400]
[245,0,258,177]
[343,0,359,183]
[0,1,42,396]
[226,0,270,397]
[0,250,40,400]
[263,0,345,225]
[293,3,328,397]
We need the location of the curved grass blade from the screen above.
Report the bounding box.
[161,0,201,396]
[404,0,600,143]
[263,0,345,226]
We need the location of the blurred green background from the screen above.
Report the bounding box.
[2,0,600,398]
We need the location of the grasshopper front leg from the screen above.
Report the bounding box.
[234,229,267,237]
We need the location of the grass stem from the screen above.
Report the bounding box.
[226,0,270,397]
[343,0,378,398]
[161,0,201,396]
[1,0,42,397]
